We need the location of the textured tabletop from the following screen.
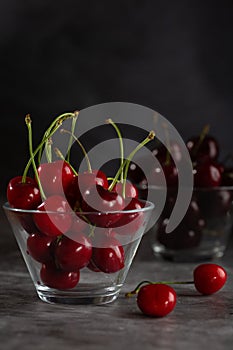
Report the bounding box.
[1,203,233,350]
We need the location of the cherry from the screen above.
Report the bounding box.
[194,161,222,188]
[193,263,227,295]
[149,161,178,188]
[54,234,92,271]
[81,185,125,228]
[157,218,202,250]
[65,170,108,208]
[37,160,75,196]
[33,195,72,237]
[91,236,125,273]
[7,176,41,209]
[113,197,145,235]
[137,284,177,317]
[197,188,232,218]
[186,129,219,162]
[27,231,56,263]
[112,181,138,199]
[40,262,80,289]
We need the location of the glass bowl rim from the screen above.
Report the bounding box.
[2,200,155,215]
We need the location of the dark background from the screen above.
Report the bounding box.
[1,0,233,194]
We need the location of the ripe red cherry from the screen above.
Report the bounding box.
[113,181,138,199]
[137,284,177,317]
[81,185,125,227]
[27,231,56,263]
[40,262,80,289]
[149,161,178,188]
[37,160,75,196]
[54,234,92,271]
[65,170,108,208]
[113,198,145,235]
[91,236,124,273]
[7,176,41,209]
[186,135,219,162]
[194,161,222,187]
[193,263,227,295]
[33,195,72,237]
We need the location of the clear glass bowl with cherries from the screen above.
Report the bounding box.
[128,125,233,262]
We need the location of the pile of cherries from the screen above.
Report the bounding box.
[126,263,227,317]
[128,125,233,250]
[6,113,153,290]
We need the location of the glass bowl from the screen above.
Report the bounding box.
[140,186,233,262]
[3,200,154,305]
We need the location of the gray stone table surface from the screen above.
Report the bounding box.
[1,201,233,350]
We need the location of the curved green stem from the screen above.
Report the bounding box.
[66,112,79,163]
[60,128,92,173]
[125,279,194,297]
[22,120,63,182]
[108,131,155,192]
[25,115,46,200]
[37,111,78,164]
[106,118,124,183]
[192,124,210,157]
[54,147,78,176]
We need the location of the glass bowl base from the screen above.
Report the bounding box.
[36,285,122,305]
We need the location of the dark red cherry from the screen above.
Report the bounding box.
[197,188,233,218]
[81,185,125,227]
[65,170,108,208]
[7,176,41,209]
[113,181,138,199]
[149,161,178,188]
[33,195,72,237]
[40,262,80,289]
[27,231,56,263]
[186,135,219,162]
[113,198,145,235]
[157,218,202,250]
[54,234,92,271]
[37,160,75,196]
[91,236,125,273]
[194,161,222,188]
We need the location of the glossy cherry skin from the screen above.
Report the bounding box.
[81,185,125,228]
[7,176,41,209]
[157,218,202,250]
[37,160,75,197]
[54,234,92,271]
[65,170,108,208]
[193,263,227,295]
[91,236,124,273]
[194,161,222,188]
[33,195,72,237]
[112,181,138,199]
[137,284,177,317]
[113,198,145,235]
[27,231,56,263]
[40,262,80,289]
[186,135,219,162]
[149,161,178,188]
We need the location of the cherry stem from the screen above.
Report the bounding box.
[45,137,53,163]
[60,129,92,173]
[192,124,210,156]
[54,147,78,176]
[108,131,155,192]
[37,111,78,164]
[125,280,194,297]
[66,112,79,163]
[25,115,46,201]
[117,131,155,194]
[162,122,171,166]
[106,118,124,184]
[22,119,63,182]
